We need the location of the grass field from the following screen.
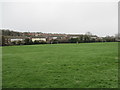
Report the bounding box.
[2,42,118,88]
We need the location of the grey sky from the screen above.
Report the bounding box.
[1,0,118,37]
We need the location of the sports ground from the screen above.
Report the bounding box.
[2,42,118,88]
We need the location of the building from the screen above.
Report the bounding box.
[67,34,81,39]
[11,39,24,42]
[32,37,46,42]
[2,36,26,45]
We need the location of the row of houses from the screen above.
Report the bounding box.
[4,30,119,46]
[1,29,119,46]
[2,35,76,43]
[2,33,99,45]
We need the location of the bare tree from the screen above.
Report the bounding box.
[85,32,92,36]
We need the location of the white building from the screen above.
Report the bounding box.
[71,36,78,38]
[52,37,58,39]
[11,39,23,42]
[32,38,46,42]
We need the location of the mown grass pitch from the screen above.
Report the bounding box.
[2,42,118,88]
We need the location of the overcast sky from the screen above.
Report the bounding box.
[0,0,118,37]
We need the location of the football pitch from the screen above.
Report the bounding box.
[2,42,118,88]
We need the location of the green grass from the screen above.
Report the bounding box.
[2,42,118,88]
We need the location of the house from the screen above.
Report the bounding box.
[32,37,46,42]
[2,36,26,45]
[11,39,23,42]
[51,37,58,39]
[67,34,81,39]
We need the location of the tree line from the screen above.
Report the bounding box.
[0,29,119,46]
